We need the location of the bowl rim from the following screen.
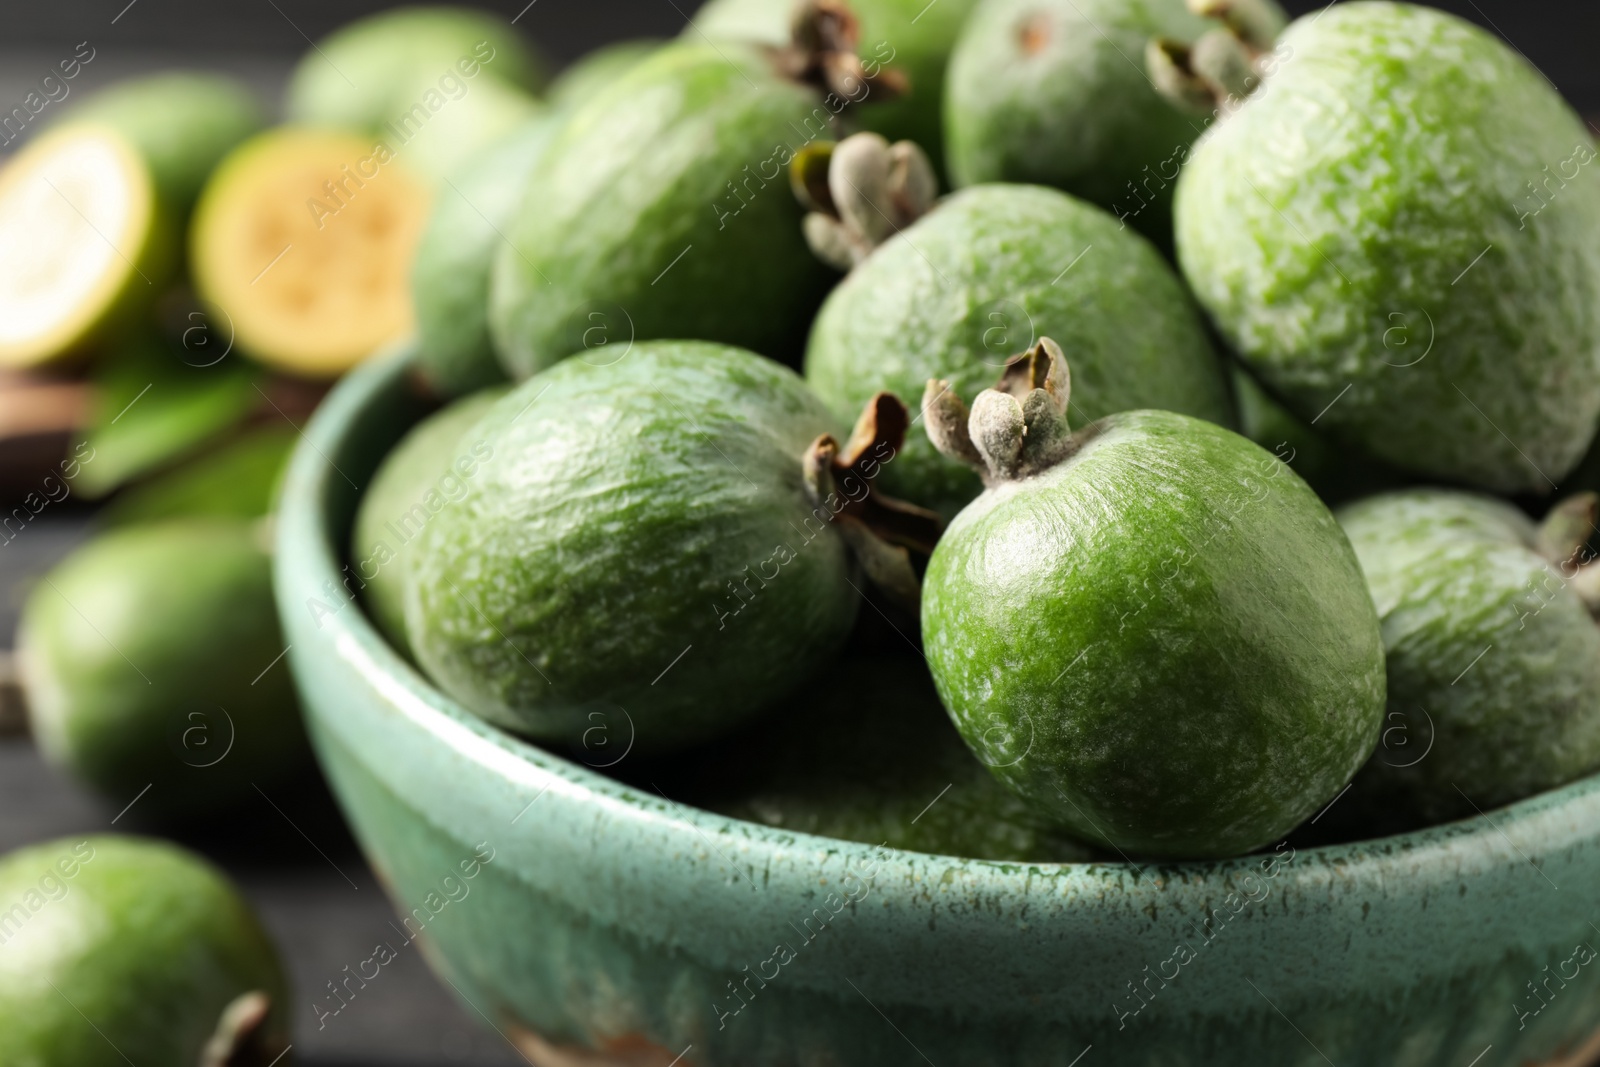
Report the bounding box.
[280,342,1600,892]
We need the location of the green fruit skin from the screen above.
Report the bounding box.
[691,0,978,175]
[682,656,1097,861]
[488,41,835,378]
[68,72,266,214]
[922,410,1386,859]
[547,39,663,115]
[412,118,558,395]
[0,835,288,1067]
[1337,489,1600,825]
[410,342,859,753]
[352,386,509,649]
[805,184,1234,517]
[384,73,544,185]
[284,5,545,133]
[18,521,307,813]
[1231,366,1408,507]
[1176,2,1600,494]
[944,0,1277,248]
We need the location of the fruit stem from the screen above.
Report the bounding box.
[1148,0,1286,115]
[1538,492,1600,617]
[200,991,285,1067]
[924,339,1075,485]
[804,392,944,610]
[774,0,907,106]
[1187,0,1284,53]
[791,132,939,270]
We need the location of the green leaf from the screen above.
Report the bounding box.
[100,427,297,528]
[73,337,260,498]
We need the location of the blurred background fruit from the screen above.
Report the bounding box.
[0,835,291,1067]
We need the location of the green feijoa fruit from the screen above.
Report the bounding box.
[489,22,893,377]
[691,0,978,175]
[920,341,1385,859]
[409,341,938,753]
[944,0,1285,247]
[547,39,663,115]
[284,6,545,133]
[413,118,559,395]
[1231,367,1406,508]
[1176,2,1600,493]
[17,521,307,814]
[66,72,267,215]
[352,385,508,649]
[0,835,289,1067]
[1336,489,1600,826]
[381,68,545,185]
[803,172,1232,517]
[675,656,1096,861]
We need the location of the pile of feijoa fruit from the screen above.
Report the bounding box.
[329,0,1600,864]
[9,0,1600,929]
[6,0,1599,1057]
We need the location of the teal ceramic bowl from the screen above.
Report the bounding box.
[277,348,1600,1066]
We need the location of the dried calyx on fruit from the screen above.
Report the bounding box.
[920,338,1386,859]
[790,131,938,270]
[408,342,940,755]
[489,1,904,376]
[773,0,907,102]
[1173,2,1600,493]
[805,391,944,609]
[1147,0,1283,112]
[924,338,1076,485]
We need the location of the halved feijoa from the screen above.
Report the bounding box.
[0,125,175,369]
[191,129,431,378]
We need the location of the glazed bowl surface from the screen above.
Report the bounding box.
[276,348,1600,1067]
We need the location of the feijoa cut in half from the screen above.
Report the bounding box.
[17,520,307,815]
[0,125,176,369]
[1336,489,1600,828]
[0,835,289,1067]
[409,341,939,754]
[191,129,432,378]
[801,145,1232,516]
[1176,1,1600,493]
[920,341,1385,859]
